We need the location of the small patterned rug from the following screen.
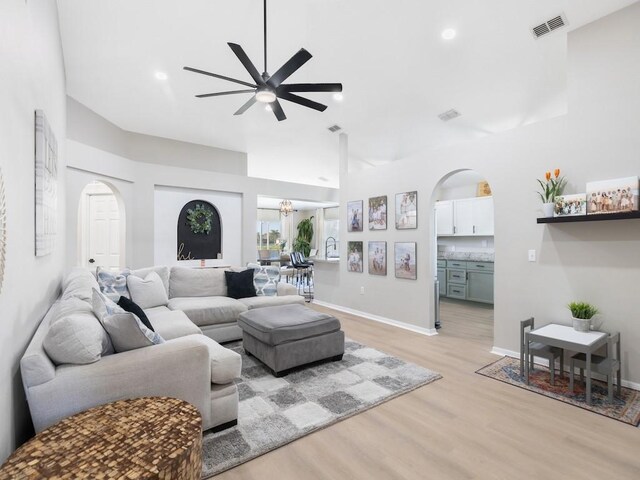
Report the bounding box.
[201,339,441,477]
[476,356,640,426]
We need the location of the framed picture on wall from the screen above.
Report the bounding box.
[395,191,417,229]
[395,242,416,280]
[347,200,363,232]
[368,241,387,276]
[368,196,387,230]
[347,241,363,272]
[34,110,58,257]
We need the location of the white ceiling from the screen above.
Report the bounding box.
[57,0,637,188]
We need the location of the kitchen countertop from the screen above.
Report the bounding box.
[438,252,495,262]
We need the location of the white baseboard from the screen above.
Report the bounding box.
[491,346,640,390]
[312,300,438,336]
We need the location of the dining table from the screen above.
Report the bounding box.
[525,323,609,405]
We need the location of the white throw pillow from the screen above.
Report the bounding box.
[102,312,165,353]
[92,288,164,352]
[43,310,113,365]
[127,271,169,309]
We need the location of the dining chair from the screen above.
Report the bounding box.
[520,318,564,385]
[569,332,621,403]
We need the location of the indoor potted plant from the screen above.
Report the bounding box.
[537,169,567,217]
[567,301,599,332]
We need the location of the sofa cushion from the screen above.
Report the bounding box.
[247,263,280,296]
[169,267,228,298]
[225,270,257,299]
[167,296,248,327]
[131,266,170,295]
[43,305,113,365]
[102,312,165,352]
[61,268,99,303]
[148,310,202,340]
[127,271,169,309]
[238,304,340,346]
[118,296,154,331]
[197,335,242,384]
[143,305,172,318]
[238,295,305,310]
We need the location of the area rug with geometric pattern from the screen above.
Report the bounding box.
[476,356,640,426]
[201,339,442,478]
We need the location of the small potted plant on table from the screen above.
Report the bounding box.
[568,301,599,332]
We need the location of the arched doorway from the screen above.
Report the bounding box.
[77,181,126,269]
[431,170,494,342]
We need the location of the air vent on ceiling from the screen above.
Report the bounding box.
[531,13,569,39]
[438,109,461,122]
[327,124,342,133]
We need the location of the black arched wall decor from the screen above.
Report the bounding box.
[177,200,222,260]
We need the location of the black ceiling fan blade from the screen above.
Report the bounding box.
[278,91,327,112]
[234,96,258,115]
[279,83,343,93]
[271,99,287,121]
[196,89,255,98]
[227,43,266,86]
[183,66,256,89]
[267,49,313,88]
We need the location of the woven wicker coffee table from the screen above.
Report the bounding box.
[0,397,202,479]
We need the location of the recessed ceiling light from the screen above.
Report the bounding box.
[441,29,456,40]
[155,71,168,80]
[333,93,344,102]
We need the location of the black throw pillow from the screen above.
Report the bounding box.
[117,296,155,332]
[225,269,256,299]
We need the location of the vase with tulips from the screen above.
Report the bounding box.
[537,169,567,217]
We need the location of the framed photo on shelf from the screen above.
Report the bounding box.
[347,241,363,272]
[347,200,363,232]
[368,196,387,230]
[394,242,416,280]
[554,194,587,217]
[368,241,387,276]
[476,181,492,197]
[395,191,417,230]
[586,177,639,215]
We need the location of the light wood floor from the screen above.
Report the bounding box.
[218,300,640,480]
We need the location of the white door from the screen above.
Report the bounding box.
[88,194,120,269]
[435,201,454,235]
[453,198,474,235]
[472,196,494,235]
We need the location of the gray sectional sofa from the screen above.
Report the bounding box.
[20,265,305,433]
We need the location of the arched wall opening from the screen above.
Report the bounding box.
[429,169,495,341]
[76,180,127,269]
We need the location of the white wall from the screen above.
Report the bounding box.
[0,0,67,461]
[65,100,339,271]
[154,186,242,267]
[316,2,640,383]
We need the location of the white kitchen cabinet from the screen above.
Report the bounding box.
[453,198,474,235]
[435,201,454,235]
[436,196,493,236]
[472,196,494,235]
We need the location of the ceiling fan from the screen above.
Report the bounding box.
[183,0,343,121]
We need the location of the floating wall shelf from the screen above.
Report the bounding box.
[537,211,640,224]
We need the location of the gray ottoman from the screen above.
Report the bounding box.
[238,304,345,377]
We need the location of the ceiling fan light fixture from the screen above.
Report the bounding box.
[255,89,277,103]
